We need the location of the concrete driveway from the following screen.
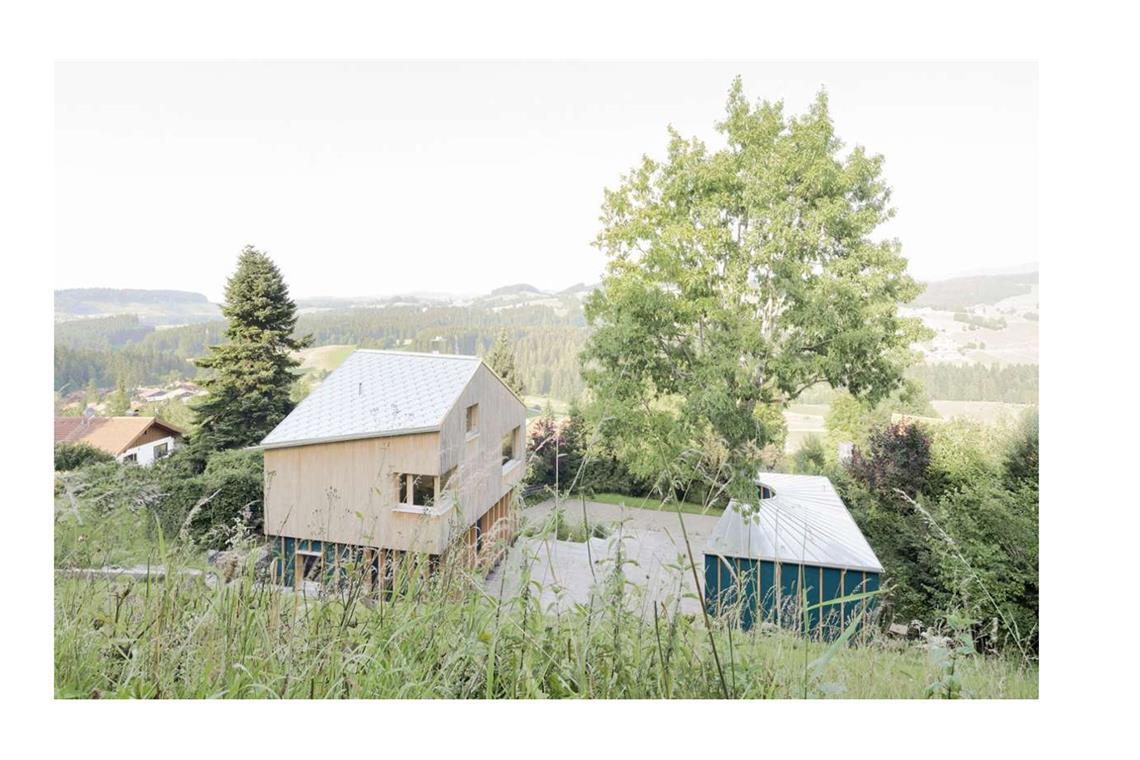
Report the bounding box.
[486,497,723,619]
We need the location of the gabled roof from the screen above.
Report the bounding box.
[705,472,883,574]
[260,350,486,450]
[54,416,183,456]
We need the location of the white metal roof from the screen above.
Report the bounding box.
[260,350,482,449]
[704,472,883,574]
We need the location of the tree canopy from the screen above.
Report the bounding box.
[582,79,929,497]
[193,246,310,451]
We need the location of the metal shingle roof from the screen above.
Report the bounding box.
[705,472,883,573]
[260,350,481,449]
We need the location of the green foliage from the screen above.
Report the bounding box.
[928,481,1038,653]
[136,399,197,437]
[583,80,928,500]
[54,317,221,391]
[839,414,1038,654]
[298,302,587,401]
[526,404,563,489]
[57,447,264,553]
[792,434,827,475]
[824,393,880,456]
[54,442,115,471]
[1002,408,1039,487]
[104,377,133,416]
[484,329,525,396]
[905,363,1038,404]
[53,549,1038,698]
[925,419,1005,498]
[193,246,311,451]
[952,311,1008,331]
[849,422,932,499]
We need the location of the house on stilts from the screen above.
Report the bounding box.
[258,349,527,589]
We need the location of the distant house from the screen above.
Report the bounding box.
[54,416,183,465]
[703,472,883,637]
[259,350,528,587]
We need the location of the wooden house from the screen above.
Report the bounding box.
[54,415,182,465]
[259,350,528,587]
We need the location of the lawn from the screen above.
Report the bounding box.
[588,491,724,516]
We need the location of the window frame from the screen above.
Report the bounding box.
[501,425,521,468]
[465,403,480,438]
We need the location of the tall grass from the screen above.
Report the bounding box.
[54,499,1037,699]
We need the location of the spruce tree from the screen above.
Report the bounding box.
[485,329,524,397]
[194,245,311,451]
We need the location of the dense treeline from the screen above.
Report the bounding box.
[905,363,1038,404]
[54,343,197,391]
[54,304,1035,407]
[911,272,1037,311]
[53,318,225,390]
[55,314,153,349]
[54,300,589,400]
[298,302,588,399]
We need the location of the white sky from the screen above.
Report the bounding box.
[55,61,1037,302]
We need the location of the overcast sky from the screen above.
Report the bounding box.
[55,61,1037,302]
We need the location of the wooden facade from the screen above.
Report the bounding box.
[263,361,527,564]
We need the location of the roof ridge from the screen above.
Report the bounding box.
[353,349,480,361]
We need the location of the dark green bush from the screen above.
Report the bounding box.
[61,446,264,551]
[54,442,115,471]
[158,448,264,549]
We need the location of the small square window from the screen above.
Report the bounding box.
[397,473,437,508]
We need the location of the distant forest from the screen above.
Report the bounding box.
[54,302,589,401]
[905,363,1038,404]
[54,302,1037,406]
[911,271,1038,311]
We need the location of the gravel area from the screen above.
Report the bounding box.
[486,498,722,618]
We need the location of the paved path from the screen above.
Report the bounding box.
[486,498,722,619]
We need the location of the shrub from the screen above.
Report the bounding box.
[930,480,1038,653]
[925,419,1004,499]
[181,448,264,549]
[848,421,932,499]
[792,434,827,475]
[54,442,114,471]
[1003,408,1039,489]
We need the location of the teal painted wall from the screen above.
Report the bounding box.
[704,554,879,638]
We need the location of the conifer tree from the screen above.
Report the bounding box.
[485,328,525,397]
[194,245,310,450]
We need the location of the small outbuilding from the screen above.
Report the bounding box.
[703,472,883,638]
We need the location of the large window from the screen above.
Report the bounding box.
[153,442,169,460]
[501,426,520,466]
[465,404,479,436]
